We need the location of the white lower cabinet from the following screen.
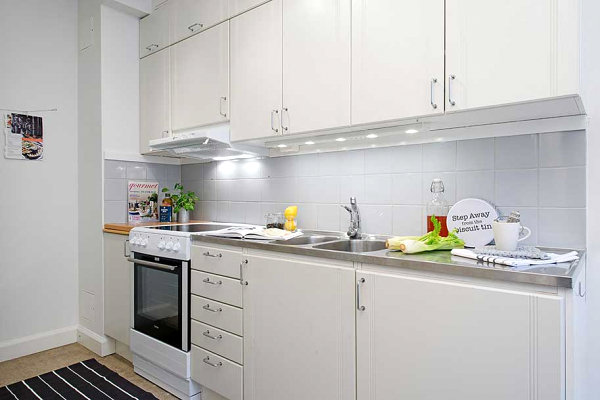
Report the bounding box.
[356,270,565,400]
[103,233,131,345]
[191,346,243,400]
[242,253,356,400]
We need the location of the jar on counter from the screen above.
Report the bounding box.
[265,212,285,229]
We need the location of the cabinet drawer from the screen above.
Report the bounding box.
[191,270,242,307]
[191,320,243,364]
[191,295,243,336]
[191,245,243,279]
[191,346,242,400]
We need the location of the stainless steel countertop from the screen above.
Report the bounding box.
[191,230,584,288]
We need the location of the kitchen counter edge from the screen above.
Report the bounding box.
[190,234,585,289]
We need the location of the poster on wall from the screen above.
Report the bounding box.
[4,113,44,160]
[128,181,159,223]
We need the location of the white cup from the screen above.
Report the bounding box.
[492,221,531,251]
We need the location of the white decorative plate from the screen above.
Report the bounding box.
[447,198,498,248]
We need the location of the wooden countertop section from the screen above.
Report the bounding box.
[103,220,207,235]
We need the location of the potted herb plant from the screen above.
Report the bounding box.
[162,183,200,223]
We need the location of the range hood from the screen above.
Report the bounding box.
[149,123,268,160]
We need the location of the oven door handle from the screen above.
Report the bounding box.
[127,257,177,271]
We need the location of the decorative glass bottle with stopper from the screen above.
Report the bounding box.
[427,178,449,237]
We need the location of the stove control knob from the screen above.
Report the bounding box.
[166,241,174,251]
[130,237,139,245]
[173,242,181,252]
[140,238,148,247]
[158,241,166,250]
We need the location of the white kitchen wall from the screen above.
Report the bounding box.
[181,132,586,249]
[104,160,181,222]
[0,0,79,361]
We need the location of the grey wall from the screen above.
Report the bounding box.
[180,131,586,249]
[104,160,181,223]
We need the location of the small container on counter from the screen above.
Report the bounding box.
[265,212,285,229]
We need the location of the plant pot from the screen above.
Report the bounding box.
[178,209,190,223]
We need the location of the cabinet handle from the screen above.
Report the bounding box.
[202,356,223,368]
[448,75,456,106]
[203,330,223,340]
[145,43,159,51]
[124,240,130,258]
[578,281,586,297]
[281,108,289,132]
[161,130,170,138]
[203,304,222,313]
[430,78,438,109]
[357,278,366,311]
[240,259,248,286]
[188,23,203,32]
[203,277,222,285]
[270,110,280,134]
[219,96,227,117]
[203,251,222,258]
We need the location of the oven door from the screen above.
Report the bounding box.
[131,252,189,352]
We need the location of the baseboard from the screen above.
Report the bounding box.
[0,325,78,362]
[77,325,116,356]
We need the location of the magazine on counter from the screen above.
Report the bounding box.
[128,181,159,223]
[204,225,303,240]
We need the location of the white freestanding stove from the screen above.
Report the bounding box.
[127,223,247,400]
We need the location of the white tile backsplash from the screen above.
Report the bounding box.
[539,131,586,168]
[494,135,538,169]
[94,131,585,249]
[494,169,538,207]
[538,167,586,208]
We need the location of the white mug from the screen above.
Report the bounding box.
[492,221,531,251]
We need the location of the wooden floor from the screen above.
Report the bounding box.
[0,343,177,399]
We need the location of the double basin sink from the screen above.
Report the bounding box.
[272,235,387,253]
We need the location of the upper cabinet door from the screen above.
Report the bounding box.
[140,48,171,154]
[170,0,229,43]
[229,0,270,17]
[446,0,580,111]
[230,0,283,142]
[282,0,351,134]
[139,2,171,57]
[356,270,564,400]
[352,0,444,125]
[171,22,229,132]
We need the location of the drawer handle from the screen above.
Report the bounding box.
[203,251,222,258]
[203,304,222,313]
[203,277,222,285]
[188,22,204,32]
[203,356,222,368]
[240,259,248,286]
[203,330,223,340]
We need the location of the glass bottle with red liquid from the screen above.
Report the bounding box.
[427,178,449,237]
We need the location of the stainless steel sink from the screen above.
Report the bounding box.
[272,235,342,246]
[313,240,387,253]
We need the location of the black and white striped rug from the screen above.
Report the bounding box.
[0,359,158,400]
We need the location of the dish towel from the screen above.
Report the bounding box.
[451,248,579,267]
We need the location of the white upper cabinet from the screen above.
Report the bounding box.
[140,48,171,154]
[356,270,564,400]
[230,0,283,142]
[171,21,229,132]
[139,2,171,57]
[445,0,580,111]
[282,0,351,134]
[170,0,230,43]
[243,254,356,400]
[229,0,270,17]
[352,0,444,125]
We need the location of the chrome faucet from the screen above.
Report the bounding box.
[341,197,361,239]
